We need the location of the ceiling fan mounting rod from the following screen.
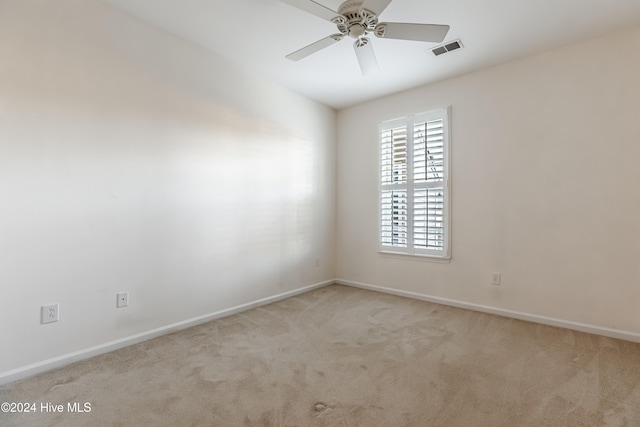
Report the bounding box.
[337,0,366,16]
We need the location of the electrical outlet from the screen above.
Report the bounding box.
[315,257,320,267]
[41,304,59,324]
[116,292,129,308]
[491,272,502,286]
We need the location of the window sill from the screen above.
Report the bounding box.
[378,251,451,263]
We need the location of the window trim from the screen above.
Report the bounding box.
[378,107,451,260]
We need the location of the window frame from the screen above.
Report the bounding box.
[378,107,451,260]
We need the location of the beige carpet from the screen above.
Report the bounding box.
[2,284,640,426]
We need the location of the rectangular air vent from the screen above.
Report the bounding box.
[432,39,463,56]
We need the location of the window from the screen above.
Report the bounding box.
[379,108,450,258]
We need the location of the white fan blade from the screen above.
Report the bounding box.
[359,0,392,15]
[286,34,344,61]
[353,38,379,76]
[375,22,449,43]
[281,0,341,22]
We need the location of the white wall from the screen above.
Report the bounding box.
[0,0,335,377]
[337,25,640,334]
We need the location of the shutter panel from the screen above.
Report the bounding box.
[413,188,445,250]
[413,119,444,183]
[381,190,408,247]
[381,126,407,184]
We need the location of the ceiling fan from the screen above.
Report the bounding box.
[282,0,450,75]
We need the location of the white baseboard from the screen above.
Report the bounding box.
[0,279,334,386]
[336,278,640,343]
[5,278,638,386]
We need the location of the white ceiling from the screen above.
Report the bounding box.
[100,0,640,109]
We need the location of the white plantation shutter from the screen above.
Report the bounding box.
[379,108,450,258]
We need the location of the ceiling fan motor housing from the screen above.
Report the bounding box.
[334,0,378,39]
